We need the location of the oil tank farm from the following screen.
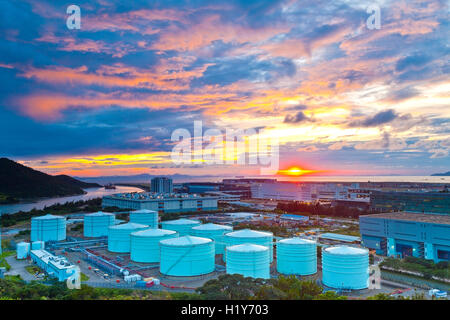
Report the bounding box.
[224,229,273,262]
[159,236,215,276]
[161,218,201,236]
[16,242,30,259]
[322,246,369,290]
[191,223,233,254]
[130,228,178,263]
[84,211,115,237]
[31,214,66,242]
[277,238,317,276]
[226,244,270,279]
[108,222,148,253]
[129,209,158,228]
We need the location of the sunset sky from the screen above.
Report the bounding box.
[0,0,449,177]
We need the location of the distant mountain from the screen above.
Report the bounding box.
[76,173,219,184]
[431,171,450,176]
[0,158,101,203]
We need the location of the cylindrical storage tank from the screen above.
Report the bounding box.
[130,228,178,263]
[159,236,215,276]
[322,246,369,290]
[161,218,201,236]
[226,244,270,279]
[16,242,30,259]
[84,211,115,237]
[31,214,66,242]
[108,223,148,253]
[129,209,158,229]
[224,229,273,262]
[277,238,317,275]
[31,241,45,250]
[191,223,233,254]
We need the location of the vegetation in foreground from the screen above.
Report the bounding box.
[0,274,441,300]
[380,257,450,280]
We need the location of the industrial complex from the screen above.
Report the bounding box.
[102,192,219,213]
[359,212,450,262]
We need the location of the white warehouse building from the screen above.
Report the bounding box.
[102,192,218,213]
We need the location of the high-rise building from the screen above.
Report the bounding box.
[151,177,173,193]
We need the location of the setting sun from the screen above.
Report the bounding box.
[277,167,318,176]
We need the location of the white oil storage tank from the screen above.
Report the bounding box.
[84,211,115,237]
[322,246,369,290]
[108,222,148,253]
[226,244,270,279]
[129,209,158,228]
[161,218,201,236]
[16,242,30,259]
[130,228,178,263]
[31,214,66,242]
[191,223,233,254]
[224,229,273,262]
[277,238,317,275]
[31,241,45,250]
[159,236,215,276]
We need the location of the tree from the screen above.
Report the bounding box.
[196,274,266,300]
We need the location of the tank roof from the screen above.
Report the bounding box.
[131,228,176,237]
[109,222,148,230]
[33,214,65,220]
[225,229,272,238]
[85,211,114,217]
[132,209,158,214]
[227,243,268,252]
[162,218,201,225]
[191,223,232,231]
[324,246,368,255]
[159,235,212,246]
[278,237,316,245]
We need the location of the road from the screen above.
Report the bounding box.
[4,256,37,281]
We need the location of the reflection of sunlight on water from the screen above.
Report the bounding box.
[0,186,143,215]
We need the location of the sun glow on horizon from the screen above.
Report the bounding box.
[277,166,319,176]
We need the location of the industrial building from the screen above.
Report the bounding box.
[102,192,218,213]
[250,181,371,204]
[151,177,174,193]
[30,249,78,282]
[370,190,450,214]
[31,214,66,242]
[359,212,450,262]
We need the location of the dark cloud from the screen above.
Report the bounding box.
[349,109,398,127]
[284,111,311,124]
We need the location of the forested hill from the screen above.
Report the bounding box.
[0,158,100,203]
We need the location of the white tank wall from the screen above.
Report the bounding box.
[159,236,215,276]
[108,223,148,253]
[130,229,178,263]
[226,244,270,279]
[84,213,115,237]
[276,238,317,275]
[129,210,158,228]
[16,242,30,259]
[31,215,66,242]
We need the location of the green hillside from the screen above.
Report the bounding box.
[0,158,100,203]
